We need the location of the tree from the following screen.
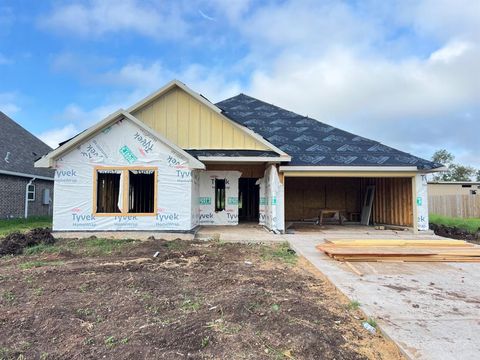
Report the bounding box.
[432,149,454,166]
[431,149,476,181]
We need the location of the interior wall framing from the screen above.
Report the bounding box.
[284,176,413,227]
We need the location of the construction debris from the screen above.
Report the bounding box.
[317,239,480,262]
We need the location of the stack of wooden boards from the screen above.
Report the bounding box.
[316,239,480,262]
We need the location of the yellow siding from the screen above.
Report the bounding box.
[132,86,269,150]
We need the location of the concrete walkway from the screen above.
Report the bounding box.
[288,236,480,360]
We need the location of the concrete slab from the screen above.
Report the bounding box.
[195,223,284,243]
[288,236,480,360]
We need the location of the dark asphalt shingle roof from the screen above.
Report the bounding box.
[186,150,280,158]
[0,111,54,179]
[216,94,442,170]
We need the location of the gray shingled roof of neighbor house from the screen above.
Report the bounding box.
[216,94,442,170]
[0,111,54,178]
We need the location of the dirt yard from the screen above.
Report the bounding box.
[0,236,403,359]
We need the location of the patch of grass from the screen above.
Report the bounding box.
[23,243,60,255]
[78,283,89,293]
[180,297,202,313]
[2,290,16,304]
[104,336,117,349]
[347,300,361,310]
[76,308,94,317]
[366,318,377,328]
[0,216,52,237]
[261,242,297,265]
[19,260,64,270]
[166,240,188,251]
[33,287,44,296]
[83,238,137,256]
[201,336,210,348]
[271,304,280,312]
[430,214,480,234]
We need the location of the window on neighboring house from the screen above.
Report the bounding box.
[471,190,477,195]
[215,178,226,212]
[128,170,155,213]
[96,171,121,213]
[95,168,157,215]
[27,184,35,201]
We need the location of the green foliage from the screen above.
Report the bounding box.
[347,300,361,310]
[2,290,16,304]
[431,149,476,181]
[261,242,297,265]
[19,260,64,270]
[0,216,52,237]
[429,214,480,234]
[23,243,60,255]
[476,170,480,182]
[366,318,377,328]
[201,336,210,348]
[180,297,202,312]
[271,304,280,312]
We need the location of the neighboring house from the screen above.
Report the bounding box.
[0,111,54,218]
[35,80,443,233]
[428,181,480,219]
[428,182,480,196]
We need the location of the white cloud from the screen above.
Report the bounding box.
[38,0,188,39]
[0,92,20,115]
[37,124,79,149]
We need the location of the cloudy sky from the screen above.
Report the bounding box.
[1,0,479,166]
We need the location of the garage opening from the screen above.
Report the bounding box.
[284,177,413,228]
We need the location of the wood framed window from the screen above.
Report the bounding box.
[215,178,226,212]
[93,167,157,216]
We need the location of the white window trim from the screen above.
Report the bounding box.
[27,184,36,202]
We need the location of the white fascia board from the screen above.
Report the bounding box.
[0,170,53,181]
[198,156,286,163]
[122,112,205,169]
[35,110,124,168]
[279,166,420,172]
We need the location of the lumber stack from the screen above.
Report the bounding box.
[316,239,480,262]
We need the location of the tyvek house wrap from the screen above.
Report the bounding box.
[197,171,241,225]
[52,118,195,231]
[416,173,429,231]
[260,165,284,232]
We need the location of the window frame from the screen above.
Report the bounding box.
[93,166,157,216]
[214,178,226,212]
[27,184,36,202]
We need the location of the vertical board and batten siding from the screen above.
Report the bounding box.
[132,87,269,150]
[428,195,480,218]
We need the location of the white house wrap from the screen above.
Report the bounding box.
[52,118,195,231]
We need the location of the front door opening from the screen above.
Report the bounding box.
[238,178,259,222]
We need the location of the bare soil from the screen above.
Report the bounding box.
[430,223,480,244]
[0,238,403,360]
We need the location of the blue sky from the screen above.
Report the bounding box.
[1,0,479,167]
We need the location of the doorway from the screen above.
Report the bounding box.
[238,178,259,222]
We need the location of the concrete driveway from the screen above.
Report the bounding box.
[288,236,480,360]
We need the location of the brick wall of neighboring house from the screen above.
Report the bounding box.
[0,174,54,218]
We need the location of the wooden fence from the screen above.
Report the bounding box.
[428,195,480,218]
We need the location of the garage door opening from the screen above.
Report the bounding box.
[284,177,413,230]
